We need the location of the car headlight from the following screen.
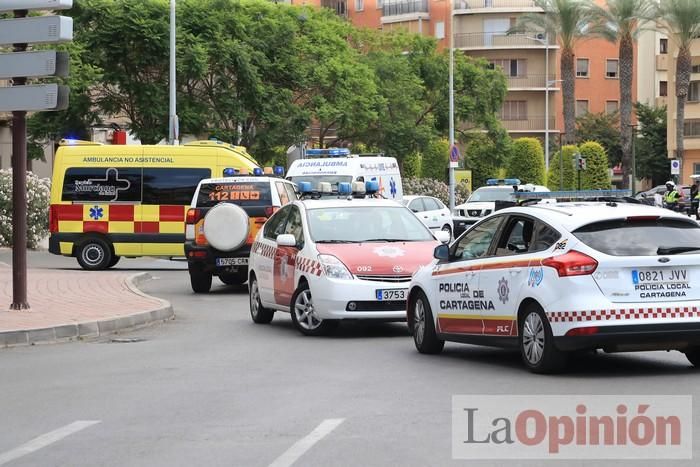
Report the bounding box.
[317,254,353,280]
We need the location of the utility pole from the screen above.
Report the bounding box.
[448,4,456,212]
[544,31,549,172]
[168,0,179,145]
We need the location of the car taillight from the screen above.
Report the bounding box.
[186,208,202,224]
[49,205,58,233]
[565,326,599,336]
[264,206,279,217]
[542,250,598,277]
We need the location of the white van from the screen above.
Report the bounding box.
[286,149,403,201]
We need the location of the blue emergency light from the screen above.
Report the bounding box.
[365,180,380,193]
[274,166,285,176]
[513,189,633,199]
[298,181,313,193]
[305,148,351,157]
[338,182,353,195]
[487,178,521,186]
[223,168,237,176]
[253,168,263,176]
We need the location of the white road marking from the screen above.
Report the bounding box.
[0,420,100,466]
[268,418,345,467]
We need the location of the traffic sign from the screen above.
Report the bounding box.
[0,84,69,112]
[0,51,69,79]
[450,144,461,163]
[671,159,680,175]
[0,16,73,45]
[0,0,73,11]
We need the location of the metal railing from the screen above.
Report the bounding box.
[382,0,429,17]
[499,116,556,131]
[505,74,557,88]
[453,0,538,9]
[454,32,555,48]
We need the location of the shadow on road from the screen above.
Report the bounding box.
[255,316,410,339]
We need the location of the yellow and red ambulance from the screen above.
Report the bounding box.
[48,139,261,270]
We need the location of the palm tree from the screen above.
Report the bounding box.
[589,0,655,189]
[656,0,700,166]
[513,0,596,144]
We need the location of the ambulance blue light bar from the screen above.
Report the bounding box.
[338,182,352,195]
[223,168,237,176]
[298,182,313,193]
[305,148,351,157]
[513,190,633,199]
[365,180,379,194]
[487,178,521,186]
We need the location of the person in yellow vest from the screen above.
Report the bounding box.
[691,177,700,218]
[664,181,681,211]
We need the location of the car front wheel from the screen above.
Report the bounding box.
[412,291,444,354]
[520,305,567,373]
[249,275,274,324]
[290,283,337,336]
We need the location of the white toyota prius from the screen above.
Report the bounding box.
[407,200,700,373]
[248,196,447,335]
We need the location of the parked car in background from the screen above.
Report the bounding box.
[402,195,454,238]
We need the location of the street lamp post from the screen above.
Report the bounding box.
[544,31,549,173]
[448,4,456,212]
[168,0,179,145]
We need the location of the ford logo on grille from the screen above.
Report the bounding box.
[393,265,404,273]
[658,257,670,263]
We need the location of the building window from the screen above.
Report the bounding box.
[490,59,527,77]
[660,80,668,97]
[355,0,363,11]
[660,38,668,54]
[693,64,700,73]
[500,101,528,120]
[606,59,619,78]
[377,0,383,8]
[576,58,589,78]
[435,21,445,40]
[684,119,700,137]
[694,163,700,175]
[606,101,619,114]
[576,100,589,117]
[689,81,700,102]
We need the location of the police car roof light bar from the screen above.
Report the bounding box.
[487,178,521,186]
[513,189,633,199]
[222,168,236,177]
[305,148,351,158]
[338,182,352,195]
[274,166,285,176]
[253,168,263,176]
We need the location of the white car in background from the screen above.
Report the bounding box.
[407,201,700,373]
[403,195,454,237]
[454,179,552,225]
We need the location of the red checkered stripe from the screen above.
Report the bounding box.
[253,241,276,259]
[548,306,700,323]
[296,256,322,276]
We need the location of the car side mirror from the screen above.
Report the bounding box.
[434,230,451,244]
[434,244,450,261]
[276,234,297,247]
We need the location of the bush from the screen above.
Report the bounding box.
[402,151,422,178]
[0,169,51,249]
[403,177,470,206]
[579,141,611,189]
[547,145,577,191]
[506,137,545,185]
[420,138,449,181]
[464,135,501,188]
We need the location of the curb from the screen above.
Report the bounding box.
[0,272,174,348]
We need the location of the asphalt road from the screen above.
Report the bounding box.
[1,251,700,466]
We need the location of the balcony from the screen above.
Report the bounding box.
[500,116,557,132]
[506,74,559,90]
[453,0,541,13]
[656,54,668,71]
[454,32,556,50]
[381,0,429,22]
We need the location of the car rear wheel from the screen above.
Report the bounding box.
[107,256,121,268]
[249,276,274,324]
[188,264,212,294]
[76,237,113,271]
[520,305,567,373]
[290,283,337,336]
[684,347,700,367]
[219,269,247,285]
[412,291,444,354]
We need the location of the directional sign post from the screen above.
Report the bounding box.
[0,0,73,310]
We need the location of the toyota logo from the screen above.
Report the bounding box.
[393,266,404,273]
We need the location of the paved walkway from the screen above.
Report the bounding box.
[0,265,173,346]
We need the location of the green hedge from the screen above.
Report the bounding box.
[506,137,545,185]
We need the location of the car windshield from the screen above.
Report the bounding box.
[467,187,514,202]
[307,206,434,243]
[288,175,353,191]
[573,218,700,256]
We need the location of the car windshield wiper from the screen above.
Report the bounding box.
[361,238,406,243]
[315,240,354,244]
[657,246,700,255]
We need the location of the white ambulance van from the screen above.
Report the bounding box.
[285,149,403,201]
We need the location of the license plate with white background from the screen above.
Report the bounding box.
[216,258,248,266]
[376,289,407,301]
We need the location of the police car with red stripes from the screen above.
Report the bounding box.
[248,181,449,335]
[407,190,700,373]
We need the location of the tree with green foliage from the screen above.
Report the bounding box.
[576,111,621,167]
[402,152,422,178]
[547,145,577,190]
[579,141,611,189]
[463,134,503,188]
[635,103,669,185]
[507,138,546,185]
[421,138,450,181]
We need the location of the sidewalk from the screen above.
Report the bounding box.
[0,267,173,347]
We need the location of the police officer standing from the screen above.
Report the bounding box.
[664,181,681,211]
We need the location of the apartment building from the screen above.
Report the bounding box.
[637,29,669,108]
[667,37,700,181]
